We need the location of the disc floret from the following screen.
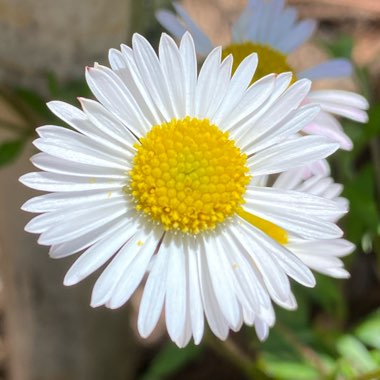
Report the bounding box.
[129,117,250,234]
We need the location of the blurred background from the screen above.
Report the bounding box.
[0,0,379,379]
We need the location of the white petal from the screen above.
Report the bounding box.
[156,9,187,40]
[247,136,339,175]
[232,72,293,137]
[245,186,346,220]
[287,238,355,258]
[206,55,234,120]
[277,19,316,53]
[242,193,343,240]
[179,32,197,115]
[91,227,161,308]
[304,118,353,151]
[31,153,126,179]
[38,201,128,245]
[49,215,127,258]
[78,98,138,151]
[198,240,230,340]
[220,231,275,324]
[34,126,129,170]
[159,33,186,119]
[241,104,320,154]
[172,2,214,56]
[117,44,164,125]
[203,234,241,329]
[165,235,187,343]
[22,189,124,213]
[20,172,124,192]
[298,59,353,80]
[86,65,153,136]
[186,237,205,345]
[221,74,276,133]
[48,100,136,155]
[307,90,368,122]
[211,53,258,127]
[194,46,223,118]
[132,33,176,121]
[24,196,126,234]
[230,222,293,307]
[64,216,139,286]
[138,234,171,338]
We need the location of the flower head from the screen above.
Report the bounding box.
[157,0,369,150]
[20,32,343,347]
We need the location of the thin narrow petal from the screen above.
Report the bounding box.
[165,235,187,343]
[298,59,353,80]
[91,227,161,308]
[64,216,139,286]
[138,234,170,338]
[247,136,339,175]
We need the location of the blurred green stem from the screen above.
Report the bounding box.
[276,322,328,377]
[205,333,273,380]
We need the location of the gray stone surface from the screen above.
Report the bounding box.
[0,0,130,88]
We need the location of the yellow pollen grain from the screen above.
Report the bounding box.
[137,240,144,246]
[128,117,250,234]
[237,208,288,245]
[222,41,296,84]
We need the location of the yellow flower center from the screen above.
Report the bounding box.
[129,117,250,234]
[222,41,296,84]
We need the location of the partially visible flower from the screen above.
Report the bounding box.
[156,0,369,150]
[250,161,354,340]
[20,32,343,347]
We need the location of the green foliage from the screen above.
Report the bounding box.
[343,164,380,247]
[259,357,320,380]
[337,335,378,373]
[355,312,380,350]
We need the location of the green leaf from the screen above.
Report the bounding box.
[0,139,25,166]
[140,343,202,380]
[355,312,380,349]
[260,357,319,380]
[337,335,378,373]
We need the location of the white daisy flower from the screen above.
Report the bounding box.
[20,32,344,347]
[156,0,369,151]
